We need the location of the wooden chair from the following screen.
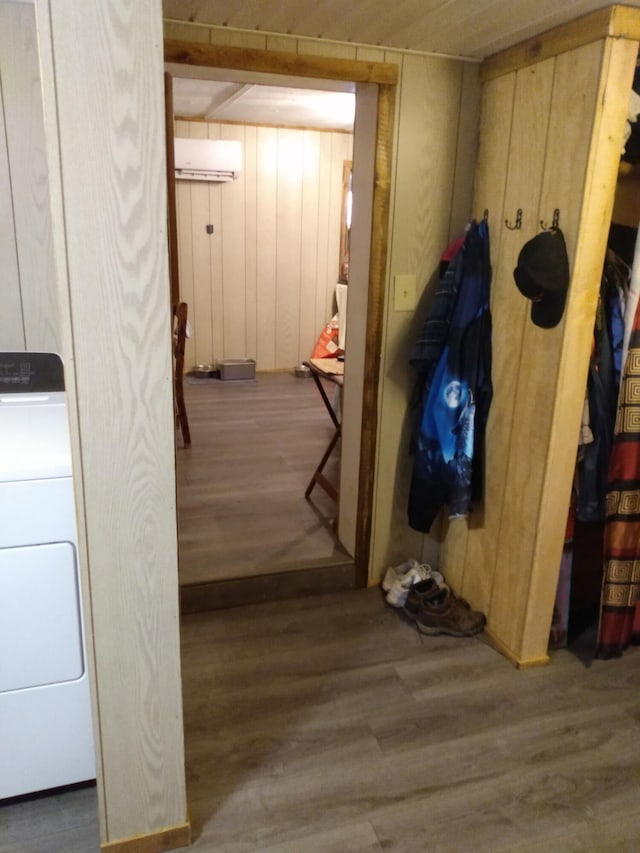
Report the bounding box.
[172,302,191,447]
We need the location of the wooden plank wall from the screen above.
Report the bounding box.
[37,0,189,848]
[0,3,59,353]
[372,54,482,575]
[174,119,353,371]
[165,20,481,580]
[440,35,638,665]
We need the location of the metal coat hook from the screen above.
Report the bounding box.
[540,208,560,231]
[505,208,522,230]
[483,209,489,223]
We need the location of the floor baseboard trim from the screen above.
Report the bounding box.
[100,821,191,852]
[180,561,355,613]
[484,627,550,669]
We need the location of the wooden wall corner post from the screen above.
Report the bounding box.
[518,33,640,665]
[353,81,396,587]
[37,0,190,849]
[462,13,640,670]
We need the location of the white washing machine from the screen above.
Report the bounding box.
[0,352,95,799]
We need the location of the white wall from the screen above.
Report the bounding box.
[0,1,58,353]
[37,0,189,847]
[175,119,352,371]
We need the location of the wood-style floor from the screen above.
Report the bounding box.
[176,372,349,589]
[3,587,640,852]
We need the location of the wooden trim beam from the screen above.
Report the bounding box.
[101,822,191,853]
[482,4,640,81]
[203,82,251,120]
[164,73,180,306]
[354,82,395,587]
[173,114,354,134]
[164,39,399,85]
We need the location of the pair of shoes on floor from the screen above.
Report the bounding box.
[382,558,445,608]
[403,578,485,637]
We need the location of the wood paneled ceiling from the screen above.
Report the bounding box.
[165,2,640,130]
[171,78,356,130]
[163,0,640,60]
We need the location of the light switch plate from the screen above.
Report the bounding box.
[394,274,417,312]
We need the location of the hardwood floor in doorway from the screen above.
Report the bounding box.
[176,372,351,595]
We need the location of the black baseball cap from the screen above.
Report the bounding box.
[513,228,570,329]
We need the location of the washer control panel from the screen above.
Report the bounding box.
[0,352,64,394]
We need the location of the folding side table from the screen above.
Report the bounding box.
[303,358,344,503]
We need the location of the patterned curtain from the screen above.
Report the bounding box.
[596,299,640,658]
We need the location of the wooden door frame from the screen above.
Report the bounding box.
[164,40,397,586]
[164,72,180,307]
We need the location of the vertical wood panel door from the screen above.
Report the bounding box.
[478,57,557,639]
[445,60,557,621]
[521,36,639,661]
[439,72,516,597]
[492,41,606,657]
[440,69,518,600]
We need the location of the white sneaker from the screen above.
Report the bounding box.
[382,558,445,590]
[382,558,420,592]
[384,562,445,608]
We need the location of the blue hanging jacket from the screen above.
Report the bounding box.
[408,219,493,533]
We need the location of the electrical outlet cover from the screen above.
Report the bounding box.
[394,274,417,312]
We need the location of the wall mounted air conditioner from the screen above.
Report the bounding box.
[174,138,242,182]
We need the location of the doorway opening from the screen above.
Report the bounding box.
[170,76,354,598]
[165,40,397,604]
